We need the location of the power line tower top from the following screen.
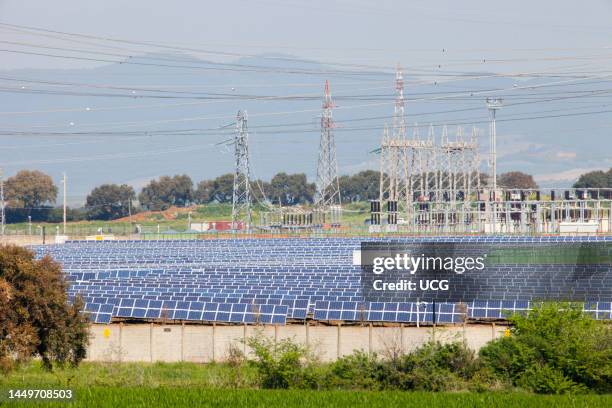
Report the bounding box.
[314,80,341,208]
[231,110,252,231]
[393,63,406,141]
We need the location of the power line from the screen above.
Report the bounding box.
[5,79,612,132]
[0,105,612,143]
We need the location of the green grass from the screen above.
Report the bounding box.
[487,244,612,265]
[1,362,610,407]
[4,202,372,237]
[2,388,610,408]
[0,361,257,389]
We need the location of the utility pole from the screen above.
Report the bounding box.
[486,98,502,233]
[62,172,67,235]
[486,98,502,193]
[128,198,132,224]
[231,110,252,231]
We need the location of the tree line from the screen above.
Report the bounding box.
[3,170,379,222]
[3,168,610,222]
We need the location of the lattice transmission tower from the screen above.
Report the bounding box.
[231,110,252,230]
[379,64,409,224]
[314,80,341,208]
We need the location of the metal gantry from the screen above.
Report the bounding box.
[378,65,482,231]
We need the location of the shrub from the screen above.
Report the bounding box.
[479,302,612,393]
[327,351,381,390]
[517,364,588,394]
[468,366,510,392]
[392,341,478,391]
[0,245,89,372]
[245,333,321,389]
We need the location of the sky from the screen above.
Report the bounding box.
[2,0,612,71]
[0,1,612,205]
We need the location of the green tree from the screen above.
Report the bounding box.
[573,168,612,189]
[208,174,235,203]
[138,174,194,210]
[268,173,315,205]
[339,170,381,202]
[193,180,214,204]
[85,184,136,220]
[5,170,58,209]
[497,171,538,189]
[0,245,89,372]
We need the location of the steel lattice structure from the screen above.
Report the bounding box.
[378,66,481,229]
[314,80,341,209]
[231,110,252,230]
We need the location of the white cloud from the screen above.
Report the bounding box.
[534,167,604,183]
[555,151,577,159]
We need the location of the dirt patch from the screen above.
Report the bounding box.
[114,205,197,222]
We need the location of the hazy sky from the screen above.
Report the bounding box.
[1,1,612,204]
[2,0,612,71]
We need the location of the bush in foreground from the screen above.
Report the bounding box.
[0,245,89,372]
[479,302,612,394]
[327,341,486,392]
[246,332,323,389]
[245,304,610,394]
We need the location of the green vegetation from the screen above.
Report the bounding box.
[85,184,135,220]
[243,334,493,392]
[5,166,609,227]
[0,245,89,372]
[479,302,612,394]
[3,169,378,224]
[497,171,539,189]
[139,174,194,211]
[573,168,612,189]
[5,201,373,237]
[0,361,258,389]
[0,387,609,408]
[233,305,611,395]
[487,244,612,265]
[1,362,610,407]
[0,359,609,407]
[2,302,610,407]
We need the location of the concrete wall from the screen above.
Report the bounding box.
[0,235,45,246]
[87,323,506,363]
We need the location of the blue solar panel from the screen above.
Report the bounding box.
[468,300,531,319]
[32,238,612,325]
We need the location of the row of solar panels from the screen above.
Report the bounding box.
[35,236,612,261]
[83,299,612,324]
[62,236,612,244]
[84,302,288,325]
[84,298,308,319]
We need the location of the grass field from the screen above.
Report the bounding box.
[1,362,610,407]
[3,388,611,408]
[4,202,371,237]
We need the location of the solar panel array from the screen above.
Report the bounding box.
[30,236,612,325]
[313,301,464,324]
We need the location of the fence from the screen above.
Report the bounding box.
[87,322,506,363]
